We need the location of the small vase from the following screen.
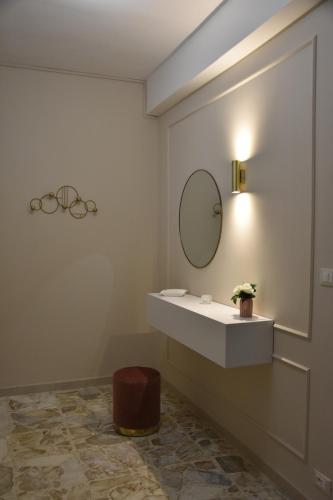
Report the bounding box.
[240,298,253,318]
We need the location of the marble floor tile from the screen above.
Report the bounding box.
[216,456,247,474]
[0,439,10,465]
[8,393,58,413]
[15,455,89,499]
[0,465,14,497]
[10,408,63,434]
[84,399,111,420]
[78,447,130,482]
[0,402,13,439]
[89,474,168,500]
[0,384,289,499]
[8,427,72,461]
[68,423,124,449]
[55,391,87,408]
[103,442,146,468]
[77,388,102,401]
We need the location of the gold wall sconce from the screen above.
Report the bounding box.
[232,160,246,194]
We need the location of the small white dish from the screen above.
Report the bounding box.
[200,294,212,304]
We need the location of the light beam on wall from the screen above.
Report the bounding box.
[234,127,252,161]
[232,192,253,234]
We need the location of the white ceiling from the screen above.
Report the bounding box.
[0,0,223,81]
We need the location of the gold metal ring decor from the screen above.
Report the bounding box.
[29,185,97,219]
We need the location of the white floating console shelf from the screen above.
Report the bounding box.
[146,293,274,368]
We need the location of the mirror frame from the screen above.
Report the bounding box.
[178,169,222,269]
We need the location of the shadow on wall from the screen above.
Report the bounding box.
[0,253,157,388]
[98,331,159,376]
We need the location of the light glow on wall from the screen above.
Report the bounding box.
[234,127,253,161]
[231,192,253,234]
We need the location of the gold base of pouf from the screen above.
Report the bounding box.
[114,424,159,437]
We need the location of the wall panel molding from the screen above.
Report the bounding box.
[274,324,309,339]
[166,340,310,462]
[269,354,311,461]
[167,38,316,129]
[166,37,317,341]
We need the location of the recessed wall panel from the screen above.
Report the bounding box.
[168,42,314,335]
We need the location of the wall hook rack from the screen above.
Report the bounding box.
[30,185,97,219]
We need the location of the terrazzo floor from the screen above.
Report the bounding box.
[0,384,289,499]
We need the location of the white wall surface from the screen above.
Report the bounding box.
[0,68,160,389]
[159,2,333,499]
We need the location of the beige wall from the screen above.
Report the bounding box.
[0,67,160,389]
[159,2,333,499]
[1,4,332,497]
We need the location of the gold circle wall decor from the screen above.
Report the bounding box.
[69,199,88,219]
[40,193,59,214]
[29,185,97,219]
[85,200,98,213]
[30,198,42,211]
[56,185,79,209]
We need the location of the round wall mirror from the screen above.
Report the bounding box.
[179,169,222,268]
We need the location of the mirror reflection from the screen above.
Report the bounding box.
[179,169,222,268]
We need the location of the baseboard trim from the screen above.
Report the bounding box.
[0,374,114,397]
[163,379,307,500]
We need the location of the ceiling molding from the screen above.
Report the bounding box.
[0,0,222,82]
[0,61,145,84]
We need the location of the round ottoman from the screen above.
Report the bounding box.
[113,366,160,436]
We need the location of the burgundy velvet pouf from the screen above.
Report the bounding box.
[113,366,161,436]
